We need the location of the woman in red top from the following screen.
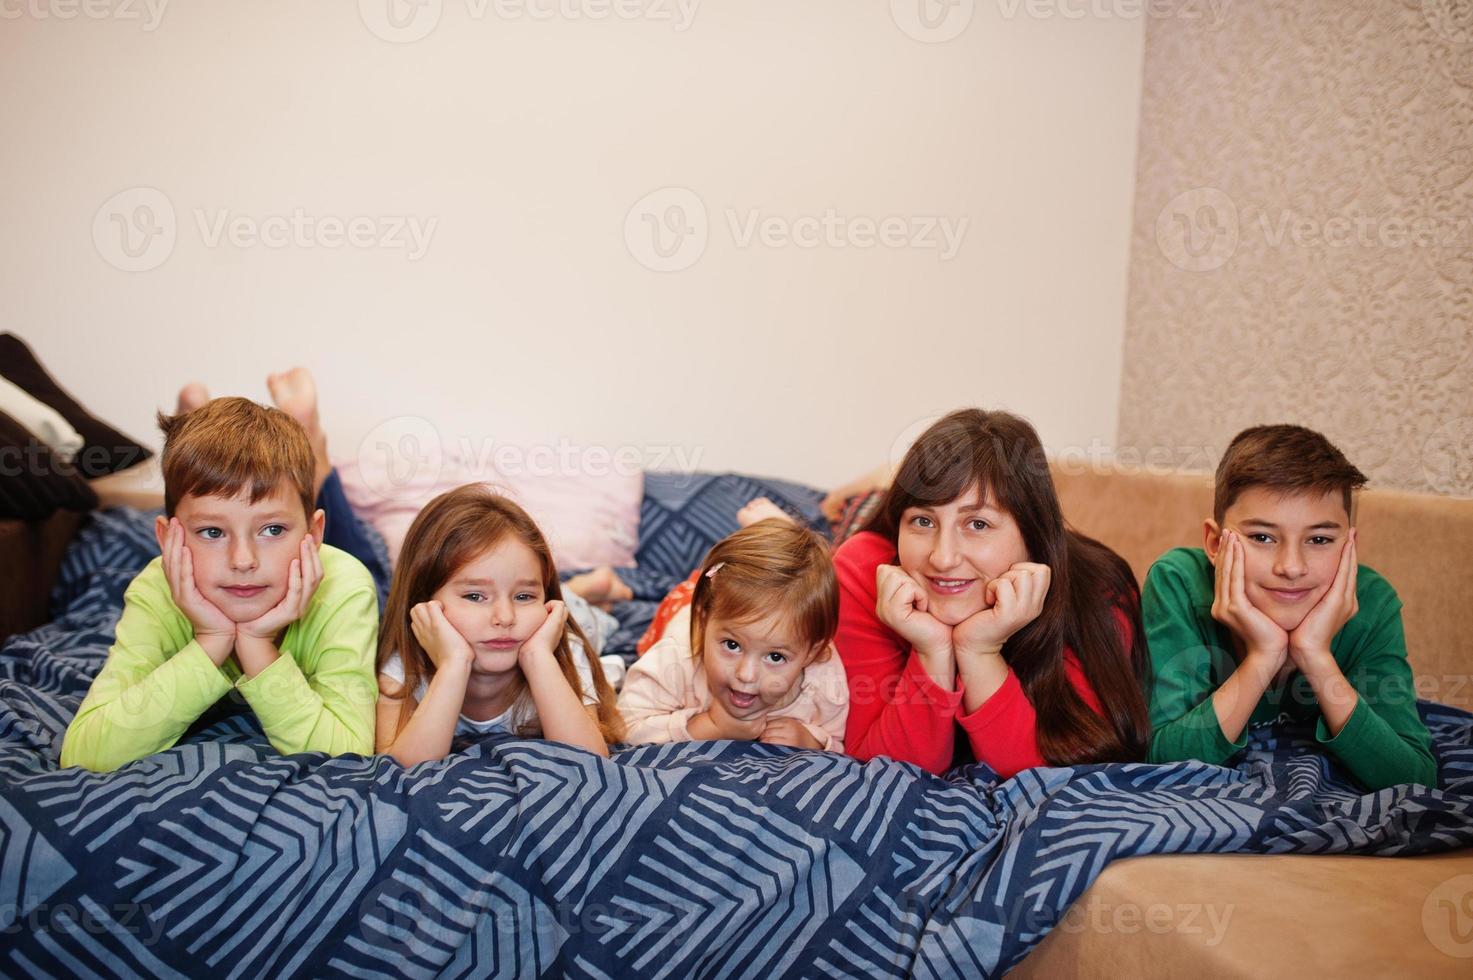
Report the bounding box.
[836,409,1150,777]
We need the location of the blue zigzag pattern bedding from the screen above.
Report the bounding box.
[1,508,1471,977]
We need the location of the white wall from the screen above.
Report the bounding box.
[1,0,1146,489]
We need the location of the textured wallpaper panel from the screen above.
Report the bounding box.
[1119,0,1473,495]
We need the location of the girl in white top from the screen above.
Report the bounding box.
[375,485,624,765]
[379,591,608,737]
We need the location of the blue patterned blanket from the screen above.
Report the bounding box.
[1,508,1470,977]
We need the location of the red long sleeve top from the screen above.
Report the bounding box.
[835,531,1107,777]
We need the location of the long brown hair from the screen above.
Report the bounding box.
[864,409,1150,764]
[378,483,624,744]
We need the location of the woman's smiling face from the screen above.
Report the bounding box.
[895,483,1030,627]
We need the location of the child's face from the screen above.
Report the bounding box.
[1207,486,1351,633]
[701,613,819,721]
[431,537,550,676]
[156,481,323,623]
[896,484,1031,627]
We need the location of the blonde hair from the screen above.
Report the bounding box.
[688,519,838,661]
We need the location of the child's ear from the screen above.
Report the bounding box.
[154,514,170,554]
[1203,519,1223,566]
[309,508,326,548]
[806,641,832,666]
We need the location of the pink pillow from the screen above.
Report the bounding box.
[334,447,642,572]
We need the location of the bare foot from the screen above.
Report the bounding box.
[737,497,794,527]
[267,367,331,496]
[176,382,210,415]
[565,566,633,611]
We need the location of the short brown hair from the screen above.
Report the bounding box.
[1214,424,1367,523]
[688,519,838,660]
[156,396,315,520]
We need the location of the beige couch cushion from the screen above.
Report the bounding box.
[1008,852,1473,978]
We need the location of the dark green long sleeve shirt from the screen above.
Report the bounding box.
[1142,548,1436,791]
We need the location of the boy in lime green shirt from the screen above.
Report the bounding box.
[1142,424,1435,791]
[61,396,379,772]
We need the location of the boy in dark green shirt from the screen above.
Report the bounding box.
[1142,424,1435,791]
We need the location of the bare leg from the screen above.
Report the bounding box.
[91,382,212,509]
[266,367,331,498]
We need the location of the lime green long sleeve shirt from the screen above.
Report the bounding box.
[1142,547,1436,791]
[60,544,380,772]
